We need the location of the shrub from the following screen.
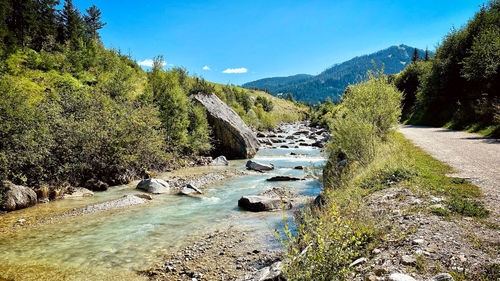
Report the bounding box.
[329,72,402,166]
[280,203,373,281]
[255,96,274,112]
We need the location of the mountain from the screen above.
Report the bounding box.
[243,45,431,103]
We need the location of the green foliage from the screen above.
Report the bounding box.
[280,204,373,281]
[329,72,402,166]
[0,1,305,189]
[187,104,211,155]
[393,61,431,118]
[430,207,452,217]
[310,98,338,129]
[255,96,274,112]
[395,1,500,137]
[446,196,490,218]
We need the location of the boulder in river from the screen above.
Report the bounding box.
[246,160,274,172]
[210,156,229,166]
[136,178,171,194]
[194,93,259,159]
[179,184,203,195]
[0,181,37,211]
[238,195,291,212]
[266,176,303,181]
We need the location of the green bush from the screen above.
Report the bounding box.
[280,203,373,281]
[330,72,402,166]
[255,96,274,112]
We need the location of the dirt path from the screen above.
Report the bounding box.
[399,125,500,221]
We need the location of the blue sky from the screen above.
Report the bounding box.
[73,0,484,85]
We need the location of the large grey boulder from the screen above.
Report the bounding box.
[136,178,171,194]
[238,195,292,212]
[246,160,274,172]
[0,181,37,211]
[194,93,259,159]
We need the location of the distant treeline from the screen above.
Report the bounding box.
[0,0,306,191]
[393,0,500,137]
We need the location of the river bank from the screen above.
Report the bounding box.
[0,122,327,281]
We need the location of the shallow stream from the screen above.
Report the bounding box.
[0,127,326,280]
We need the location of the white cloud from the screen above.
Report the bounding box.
[138,59,167,67]
[222,67,247,74]
[202,65,211,70]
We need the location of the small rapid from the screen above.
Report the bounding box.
[0,123,327,281]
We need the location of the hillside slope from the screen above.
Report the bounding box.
[243,45,430,103]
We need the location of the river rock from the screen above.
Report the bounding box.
[85,178,109,191]
[246,160,274,172]
[194,93,259,159]
[238,196,291,212]
[63,187,94,199]
[388,273,417,281]
[266,176,302,182]
[136,178,171,194]
[431,273,454,281]
[236,261,285,281]
[0,181,37,211]
[179,184,203,195]
[210,156,229,166]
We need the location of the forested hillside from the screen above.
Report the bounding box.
[0,0,306,191]
[394,1,500,137]
[243,45,430,103]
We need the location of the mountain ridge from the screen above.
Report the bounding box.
[243,44,431,103]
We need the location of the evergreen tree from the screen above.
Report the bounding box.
[32,0,60,51]
[59,0,84,46]
[424,48,430,61]
[411,48,420,62]
[8,0,38,48]
[84,5,105,40]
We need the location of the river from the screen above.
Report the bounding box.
[0,123,327,281]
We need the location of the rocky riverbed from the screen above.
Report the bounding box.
[0,121,326,281]
[144,228,282,281]
[141,121,327,280]
[0,168,248,235]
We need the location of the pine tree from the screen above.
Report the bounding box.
[411,48,420,62]
[59,0,84,46]
[424,48,430,61]
[9,0,38,48]
[32,0,59,51]
[84,5,105,40]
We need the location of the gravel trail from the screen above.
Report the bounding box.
[399,125,500,222]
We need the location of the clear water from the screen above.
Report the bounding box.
[0,145,326,280]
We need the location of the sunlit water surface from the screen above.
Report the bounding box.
[0,144,326,280]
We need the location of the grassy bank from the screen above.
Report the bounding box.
[281,73,496,280]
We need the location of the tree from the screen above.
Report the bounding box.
[285,93,295,102]
[84,5,105,40]
[411,48,420,62]
[255,96,274,112]
[424,48,430,61]
[32,0,60,51]
[59,0,84,46]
